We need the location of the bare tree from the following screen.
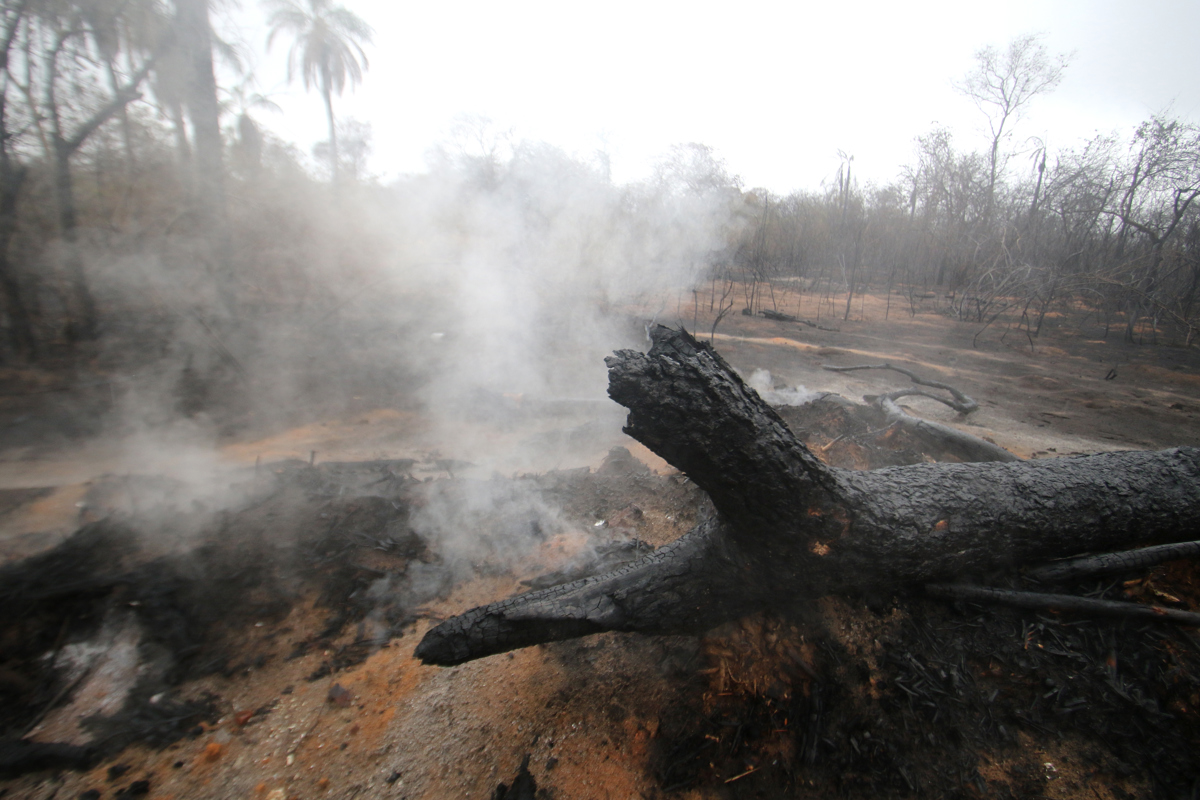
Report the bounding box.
[1105,116,1200,341]
[0,0,34,357]
[11,1,162,339]
[956,34,1070,223]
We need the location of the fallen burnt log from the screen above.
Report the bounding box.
[416,327,1200,666]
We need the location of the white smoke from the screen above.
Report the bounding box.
[746,368,822,407]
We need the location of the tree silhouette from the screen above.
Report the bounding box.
[956,34,1070,223]
[264,0,372,184]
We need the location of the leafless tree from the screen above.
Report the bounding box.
[5,0,163,339]
[956,34,1070,224]
[0,0,34,356]
[1104,116,1200,341]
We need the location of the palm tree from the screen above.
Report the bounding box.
[264,0,372,183]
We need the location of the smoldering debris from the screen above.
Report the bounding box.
[2,388,1199,796]
[0,464,401,772]
[771,393,993,468]
[746,368,825,407]
[0,455,695,778]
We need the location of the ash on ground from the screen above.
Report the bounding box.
[0,402,1198,800]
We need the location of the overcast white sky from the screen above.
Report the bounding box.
[219,0,1200,195]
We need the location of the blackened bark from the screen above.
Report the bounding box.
[416,327,1200,666]
[925,584,1200,626]
[1027,540,1200,584]
[416,518,755,666]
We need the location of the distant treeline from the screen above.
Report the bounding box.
[721,116,1200,346]
[1,7,1197,369]
[717,32,1199,350]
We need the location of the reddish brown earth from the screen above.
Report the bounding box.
[2,291,1199,800]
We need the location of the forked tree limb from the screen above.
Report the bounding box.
[416,518,757,666]
[823,362,1018,462]
[822,362,979,413]
[416,327,1200,666]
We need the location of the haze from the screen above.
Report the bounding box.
[226,0,1200,192]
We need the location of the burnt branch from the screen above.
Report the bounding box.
[926,583,1200,627]
[417,327,1200,665]
[822,362,978,413]
[415,518,754,666]
[824,362,1017,462]
[1027,540,1200,584]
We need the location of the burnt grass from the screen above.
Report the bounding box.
[0,461,439,765]
[1,414,1199,797]
[637,399,1200,799]
[645,588,1200,800]
[0,459,693,778]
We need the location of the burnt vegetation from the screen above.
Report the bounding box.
[1,368,1198,796]
[646,594,1200,798]
[0,6,1198,799]
[710,40,1200,352]
[0,463,426,767]
[409,327,1200,797]
[0,459,693,775]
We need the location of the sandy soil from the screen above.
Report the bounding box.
[2,292,1199,800]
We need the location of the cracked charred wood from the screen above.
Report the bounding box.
[415,517,756,666]
[415,327,1200,666]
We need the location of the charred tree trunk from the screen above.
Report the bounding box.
[416,327,1200,666]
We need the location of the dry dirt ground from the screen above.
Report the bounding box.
[1,292,1199,800]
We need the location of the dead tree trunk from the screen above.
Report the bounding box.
[416,327,1200,666]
